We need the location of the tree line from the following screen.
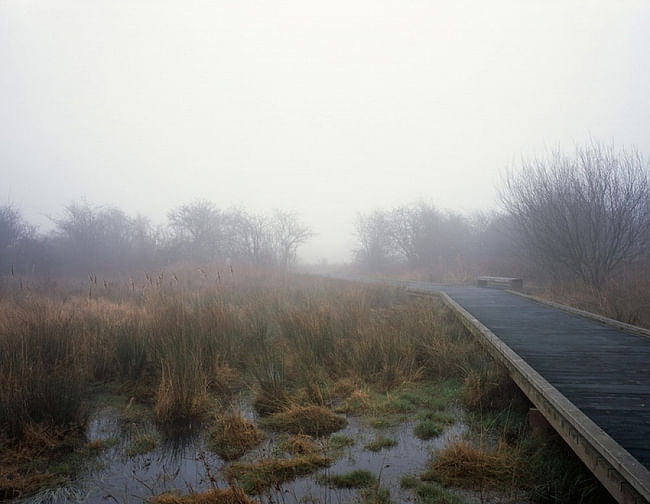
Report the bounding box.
[0,201,312,278]
[2,142,648,289]
[354,143,650,289]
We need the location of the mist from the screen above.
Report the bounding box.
[2,1,650,263]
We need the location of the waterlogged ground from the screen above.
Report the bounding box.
[23,395,471,504]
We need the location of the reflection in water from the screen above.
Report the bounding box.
[23,403,468,504]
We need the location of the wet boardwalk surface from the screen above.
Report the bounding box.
[415,285,650,470]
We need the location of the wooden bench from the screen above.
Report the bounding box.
[476,276,523,291]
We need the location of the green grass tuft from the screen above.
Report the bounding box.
[364,434,397,452]
[316,469,375,488]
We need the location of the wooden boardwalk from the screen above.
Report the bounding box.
[408,283,650,503]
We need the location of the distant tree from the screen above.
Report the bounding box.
[0,204,34,275]
[53,201,160,275]
[168,201,226,263]
[354,211,394,271]
[270,211,313,268]
[500,143,650,288]
[227,210,274,266]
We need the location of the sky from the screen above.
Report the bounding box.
[1,0,649,263]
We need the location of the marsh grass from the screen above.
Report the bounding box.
[423,440,522,490]
[0,269,610,502]
[400,475,463,504]
[224,454,331,494]
[364,434,397,452]
[279,434,319,456]
[207,413,264,461]
[361,485,392,504]
[315,469,375,488]
[261,405,347,437]
[127,431,161,457]
[148,487,254,504]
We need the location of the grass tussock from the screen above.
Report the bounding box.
[261,406,347,437]
[364,434,397,452]
[148,487,254,504]
[424,441,521,491]
[225,454,331,494]
[400,476,463,504]
[361,485,392,504]
[127,431,160,457]
[316,469,375,488]
[208,413,265,461]
[462,364,519,411]
[279,434,319,456]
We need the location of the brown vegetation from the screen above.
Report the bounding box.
[261,406,347,437]
[148,487,254,504]
[225,454,331,494]
[208,413,264,461]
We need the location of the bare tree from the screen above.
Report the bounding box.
[168,201,226,263]
[354,211,395,271]
[500,143,650,288]
[0,204,34,274]
[270,211,313,268]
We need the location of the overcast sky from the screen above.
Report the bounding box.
[2,1,649,262]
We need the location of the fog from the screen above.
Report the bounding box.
[2,0,649,263]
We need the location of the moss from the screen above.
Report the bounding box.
[364,435,397,452]
[207,414,264,461]
[261,406,347,437]
[225,454,331,494]
[316,469,375,488]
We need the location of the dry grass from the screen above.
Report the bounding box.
[225,454,331,494]
[208,413,264,461]
[0,268,609,501]
[261,405,347,437]
[148,487,254,504]
[424,441,521,491]
[538,266,650,329]
[279,434,319,456]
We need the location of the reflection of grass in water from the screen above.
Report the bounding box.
[225,454,331,494]
[316,469,376,488]
[364,434,397,452]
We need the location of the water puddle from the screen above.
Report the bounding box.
[23,399,469,504]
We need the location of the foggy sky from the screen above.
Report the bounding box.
[2,1,649,263]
